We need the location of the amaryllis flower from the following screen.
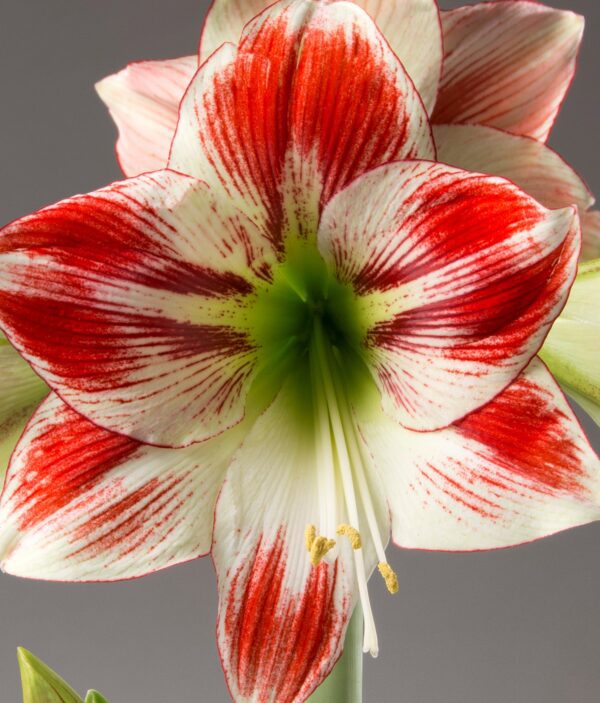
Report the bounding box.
[1,1,599,702]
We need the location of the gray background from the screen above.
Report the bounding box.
[0,1,599,701]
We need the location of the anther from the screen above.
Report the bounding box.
[378,562,399,595]
[305,524,317,552]
[310,537,336,566]
[336,524,362,550]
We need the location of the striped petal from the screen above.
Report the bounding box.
[432,1,584,141]
[0,394,243,581]
[0,334,48,480]
[96,56,197,177]
[434,124,593,213]
[318,161,579,431]
[200,0,442,112]
[0,170,276,447]
[213,379,360,703]
[170,0,434,247]
[363,359,600,551]
[540,259,600,427]
[581,210,600,261]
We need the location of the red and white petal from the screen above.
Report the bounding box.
[318,161,579,431]
[434,124,593,212]
[199,0,268,61]
[170,2,434,245]
[433,2,584,141]
[354,0,441,112]
[0,394,244,580]
[362,359,600,551]
[582,210,600,261]
[213,381,358,703]
[0,170,273,447]
[200,0,442,112]
[169,44,287,251]
[96,57,197,177]
[0,335,48,477]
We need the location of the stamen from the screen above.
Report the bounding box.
[332,368,399,598]
[313,320,379,657]
[305,524,317,552]
[310,536,336,566]
[378,562,399,595]
[336,524,362,550]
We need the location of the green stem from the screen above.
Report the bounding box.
[307,605,363,703]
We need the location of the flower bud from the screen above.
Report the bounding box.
[18,648,83,703]
[541,259,600,425]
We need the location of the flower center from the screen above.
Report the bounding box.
[251,244,361,358]
[250,244,397,656]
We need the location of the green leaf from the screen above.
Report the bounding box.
[85,691,109,703]
[18,648,83,703]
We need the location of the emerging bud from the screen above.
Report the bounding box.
[17,649,110,703]
[18,648,83,703]
[540,259,600,426]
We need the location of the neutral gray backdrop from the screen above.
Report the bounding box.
[0,1,599,701]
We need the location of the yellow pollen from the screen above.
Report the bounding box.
[336,524,362,550]
[305,524,317,552]
[378,562,399,595]
[310,537,336,566]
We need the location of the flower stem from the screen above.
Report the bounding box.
[307,605,363,703]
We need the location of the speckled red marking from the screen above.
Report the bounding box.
[197,1,433,242]
[7,402,140,530]
[289,23,418,209]
[222,531,348,703]
[353,174,543,295]
[2,395,205,573]
[456,373,585,494]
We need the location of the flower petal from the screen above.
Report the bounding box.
[200,0,442,112]
[170,1,434,246]
[433,1,584,141]
[213,379,360,703]
[434,124,593,212]
[96,56,197,177]
[540,259,600,427]
[363,359,600,551]
[0,335,48,479]
[581,210,600,261]
[318,161,579,430]
[0,394,243,581]
[0,170,274,447]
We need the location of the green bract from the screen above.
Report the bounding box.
[540,259,600,425]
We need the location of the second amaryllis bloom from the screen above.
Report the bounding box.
[0,2,599,702]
